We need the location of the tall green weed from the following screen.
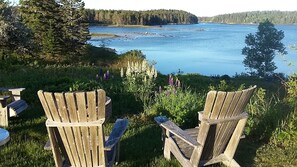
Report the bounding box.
[269,72,297,147]
[245,87,287,141]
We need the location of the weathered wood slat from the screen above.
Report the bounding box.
[105,119,128,150]
[97,90,106,166]
[155,116,198,147]
[43,92,73,167]
[81,91,95,166]
[76,92,88,166]
[203,91,217,118]
[59,92,80,166]
[210,92,227,119]
[172,128,199,159]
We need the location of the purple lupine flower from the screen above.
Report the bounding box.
[169,75,174,86]
[103,73,107,80]
[106,70,110,80]
[99,68,103,77]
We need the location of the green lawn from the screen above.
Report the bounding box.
[0,65,296,167]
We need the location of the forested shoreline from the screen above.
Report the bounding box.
[199,11,297,24]
[82,10,297,26]
[83,9,198,25]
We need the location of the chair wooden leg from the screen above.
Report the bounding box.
[164,138,171,160]
[47,127,63,167]
[222,159,241,167]
[115,142,120,165]
[0,108,8,127]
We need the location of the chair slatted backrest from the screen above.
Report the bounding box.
[197,86,256,161]
[38,89,107,167]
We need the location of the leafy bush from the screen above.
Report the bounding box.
[286,73,297,110]
[148,76,204,128]
[269,72,297,147]
[245,87,286,141]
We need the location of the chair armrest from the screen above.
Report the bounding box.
[104,119,128,151]
[154,116,199,147]
[0,96,10,108]
[202,112,248,125]
[0,96,10,101]
[198,111,204,121]
[9,88,25,92]
[0,87,25,101]
[0,87,25,92]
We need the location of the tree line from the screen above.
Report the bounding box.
[83,9,198,25]
[199,11,297,24]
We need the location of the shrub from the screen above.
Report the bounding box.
[286,73,297,111]
[269,72,297,147]
[245,87,285,141]
[148,75,204,128]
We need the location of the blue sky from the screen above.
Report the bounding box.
[8,0,297,16]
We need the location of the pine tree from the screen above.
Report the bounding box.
[0,0,34,58]
[242,20,287,77]
[57,0,90,57]
[20,0,63,56]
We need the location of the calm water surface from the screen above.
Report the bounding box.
[89,23,297,76]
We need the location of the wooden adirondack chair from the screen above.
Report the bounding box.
[155,86,256,167]
[0,88,28,127]
[38,89,128,167]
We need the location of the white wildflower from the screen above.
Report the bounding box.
[141,60,147,72]
[120,68,124,77]
[126,66,131,77]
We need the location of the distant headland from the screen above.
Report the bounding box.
[198,11,297,25]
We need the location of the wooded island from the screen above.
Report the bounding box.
[84,9,199,25]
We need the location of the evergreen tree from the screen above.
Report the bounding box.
[242,20,287,77]
[20,0,63,56]
[57,0,90,56]
[0,0,34,58]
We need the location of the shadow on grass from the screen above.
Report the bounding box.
[118,122,165,166]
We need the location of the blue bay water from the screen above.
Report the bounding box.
[88,23,297,76]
